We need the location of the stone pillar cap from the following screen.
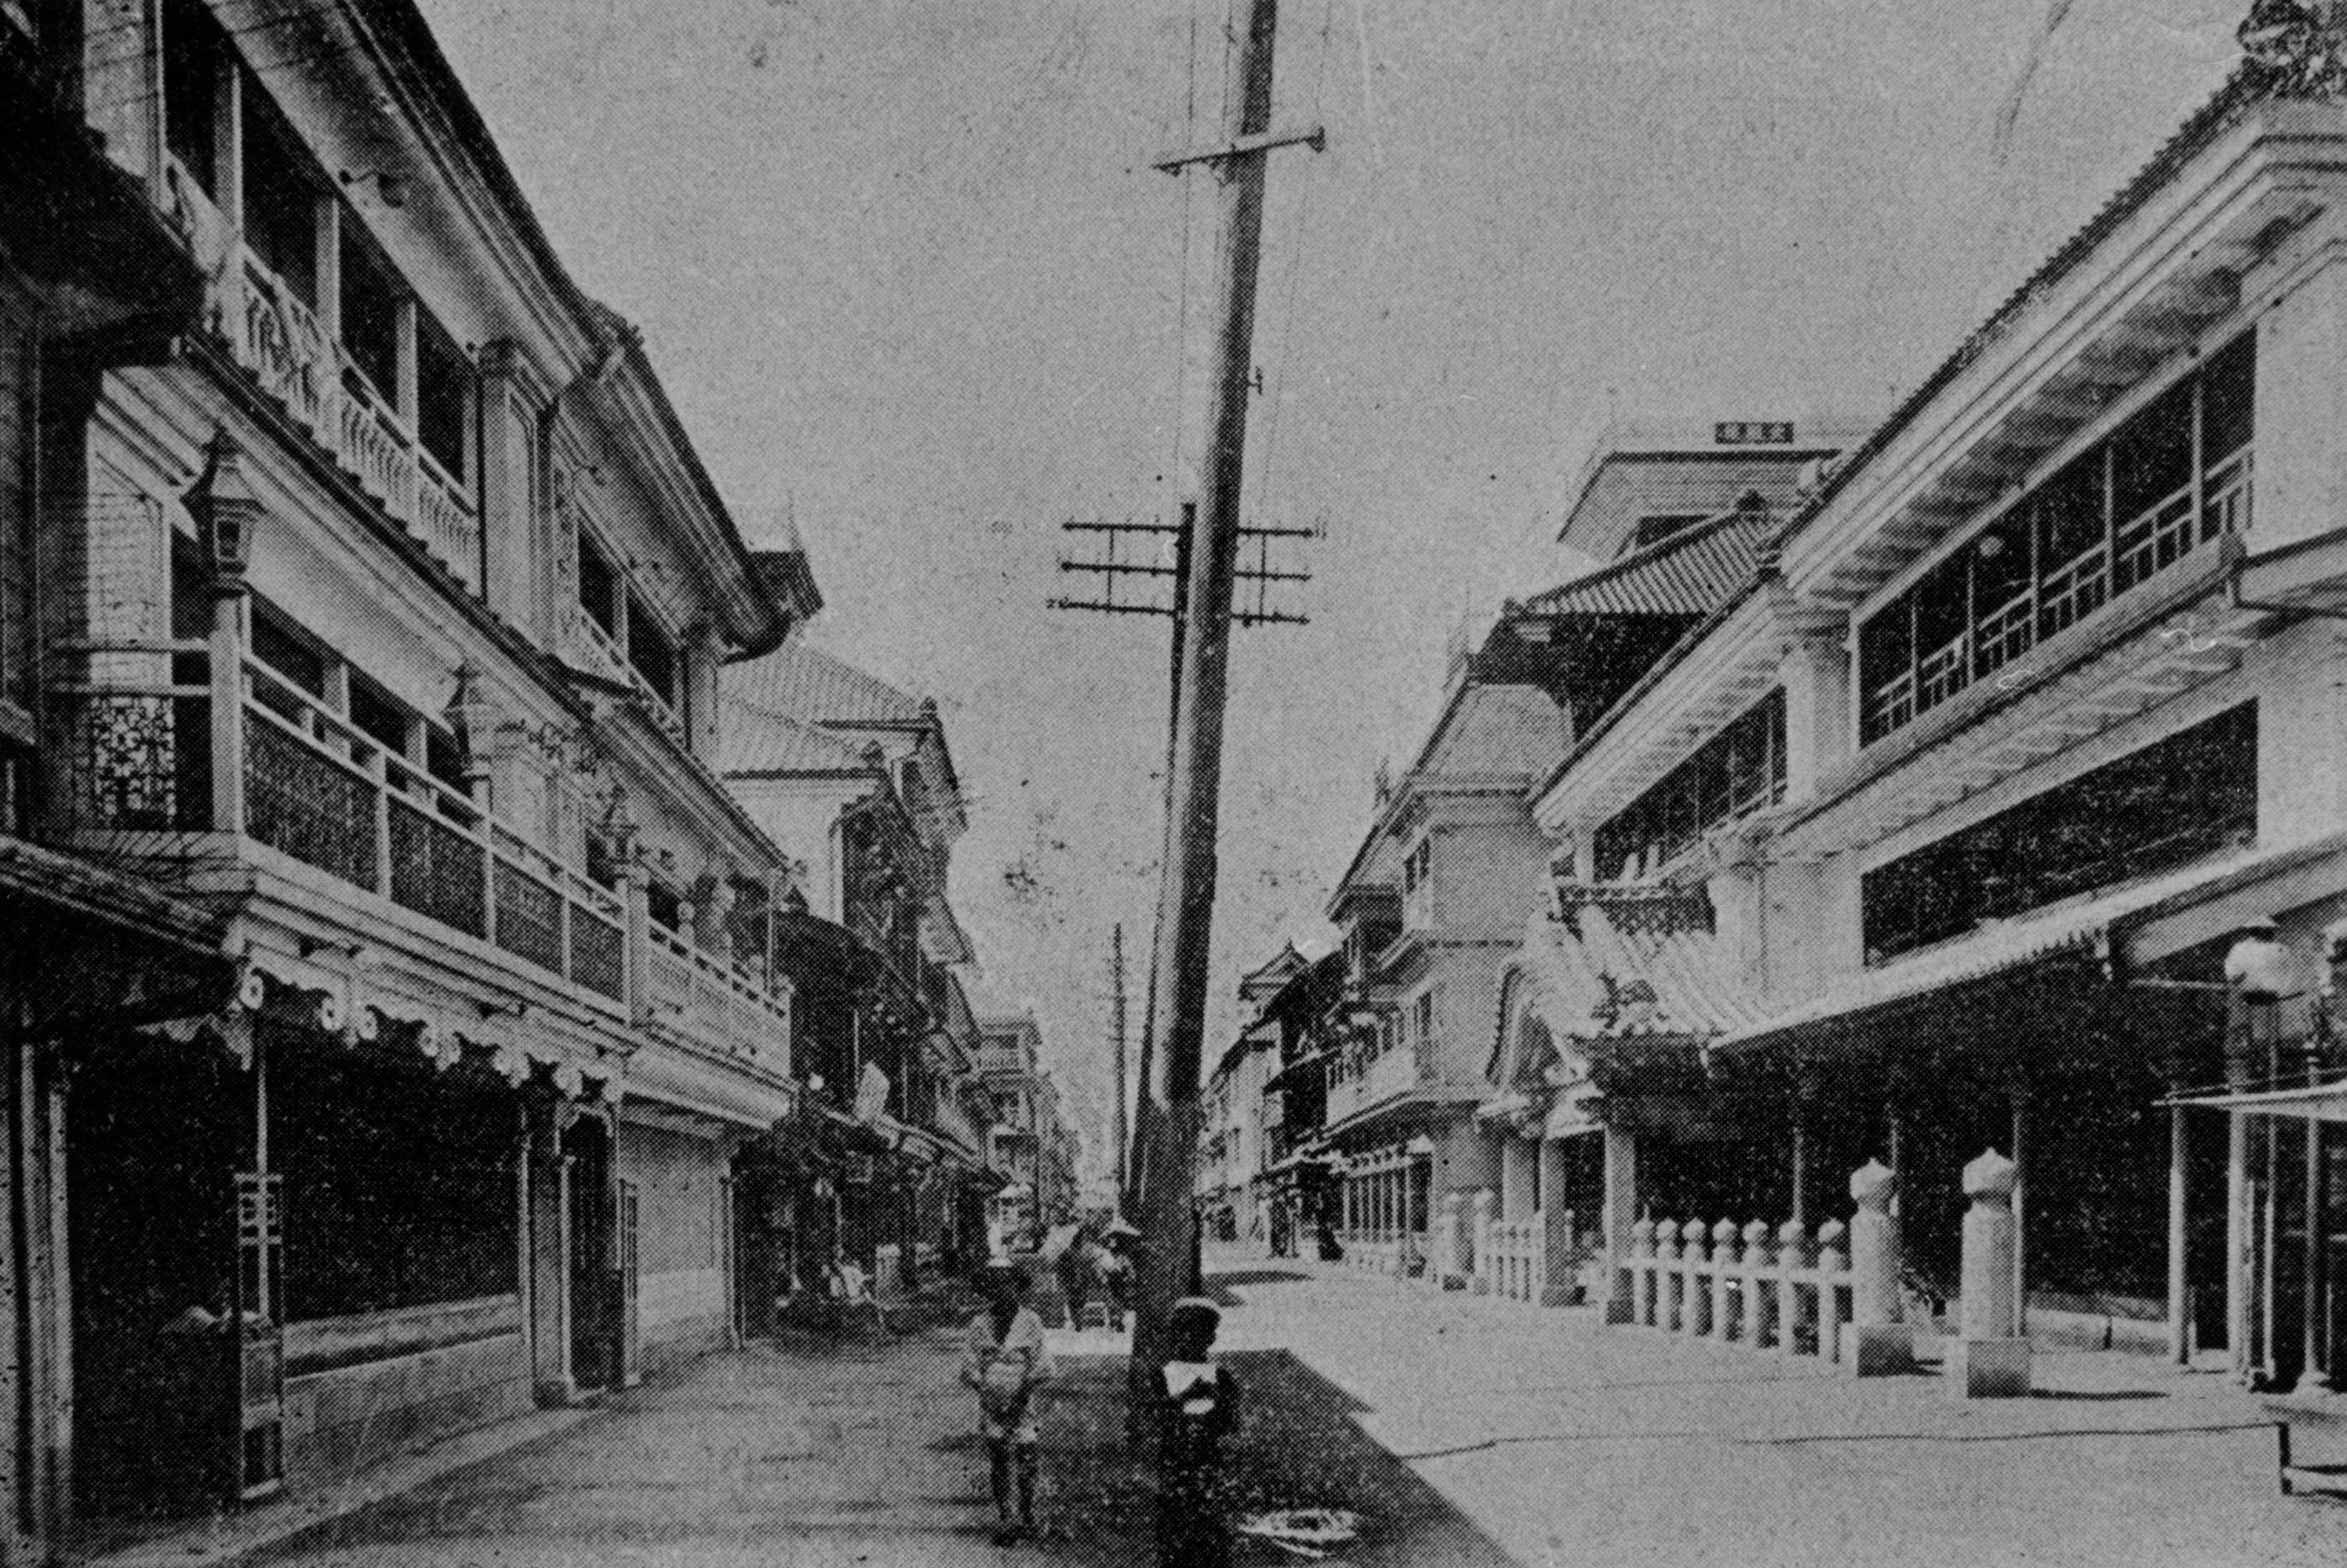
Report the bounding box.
[1962,1148,2017,1198]
[1850,1158,1896,1205]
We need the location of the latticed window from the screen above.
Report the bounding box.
[1592,689,1787,879]
[1859,332,2253,746]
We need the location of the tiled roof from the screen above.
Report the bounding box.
[718,689,876,776]
[723,641,928,730]
[1499,886,1768,1062]
[1519,509,1770,619]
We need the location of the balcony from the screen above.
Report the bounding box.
[1324,1043,1421,1131]
[46,648,788,1072]
[167,162,482,594]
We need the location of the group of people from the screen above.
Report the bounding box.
[1051,1223,1133,1331]
[961,1260,1239,1562]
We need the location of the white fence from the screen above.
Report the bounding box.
[1481,1217,1545,1303]
[1616,1216,1854,1363]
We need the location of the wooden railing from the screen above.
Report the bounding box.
[645,917,791,1070]
[167,160,482,594]
[48,654,787,1073]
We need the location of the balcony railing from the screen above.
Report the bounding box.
[169,161,482,594]
[645,917,792,1070]
[47,651,788,1072]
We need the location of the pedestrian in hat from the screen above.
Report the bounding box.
[962,1260,1053,1544]
[1156,1296,1240,1568]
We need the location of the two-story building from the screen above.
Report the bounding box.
[3,0,828,1545]
[1524,41,2347,1384]
[722,639,995,1303]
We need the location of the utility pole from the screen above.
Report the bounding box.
[1111,923,1131,1203]
[1124,0,1318,1415]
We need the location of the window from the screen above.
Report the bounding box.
[1592,689,1786,879]
[576,528,619,640]
[241,87,318,307]
[163,0,225,197]
[1858,333,2254,746]
[1414,990,1435,1053]
[1859,702,2256,962]
[1402,836,1431,895]
[339,222,403,406]
[415,314,471,482]
[626,589,682,718]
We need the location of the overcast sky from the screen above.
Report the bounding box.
[413,0,2242,1184]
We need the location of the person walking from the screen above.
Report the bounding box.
[962,1260,1053,1545]
[1054,1226,1096,1329]
[1156,1297,1240,1568]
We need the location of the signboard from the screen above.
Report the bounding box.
[1714,420,1795,445]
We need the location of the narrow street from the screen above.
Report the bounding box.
[158,1258,2347,1568]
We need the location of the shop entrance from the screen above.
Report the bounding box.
[564,1115,617,1394]
[68,1029,246,1521]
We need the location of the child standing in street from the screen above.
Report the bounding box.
[962,1260,1053,1545]
[1156,1296,1240,1568]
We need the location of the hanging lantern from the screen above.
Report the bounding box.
[182,429,262,593]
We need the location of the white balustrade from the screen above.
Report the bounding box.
[202,224,482,594]
[1483,1217,1546,1304]
[1612,1196,1878,1369]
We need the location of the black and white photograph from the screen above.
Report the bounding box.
[8,0,2347,1563]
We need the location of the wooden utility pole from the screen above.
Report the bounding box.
[1126,0,1318,1410]
[1111,923,1130,1202]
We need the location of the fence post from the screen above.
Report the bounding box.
[1949,1148,2031,1398]
[1816,1218,1848,1366]
[1470,1188,1498,1295]
[1778,1220,1811,1360]
[1680,1219,1711,1337]
[1847,1159,1913,1375]
[1743,1219,1776,1349]
[1711,1219,1741,1344]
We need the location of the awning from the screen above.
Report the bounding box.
[2165,1078,2347,1121]
[1716,843,2317,1055]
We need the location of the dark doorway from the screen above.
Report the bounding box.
[68,1029,246,1520]
[563,1116,616,1393]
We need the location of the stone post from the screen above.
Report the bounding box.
[1470,1188,1498,1295]
[1711,1219,1740,1343]
[1682,1220,1713,1337]
[1816,1219,1848,1363]
[1948,1149,2030,1398]
[1657,1218,1684,1331]
[1437,1191,1468,1290]
[1846,1160,1913,1375]
[1743,1220,1776,1348]
[1777,1220,1811,1359]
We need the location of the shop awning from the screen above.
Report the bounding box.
[2164,1078,2347,1121]
[1714,843,2316,1056]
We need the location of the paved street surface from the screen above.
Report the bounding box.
[144,1259,2347,1568]
[1217,1256,2347,1568]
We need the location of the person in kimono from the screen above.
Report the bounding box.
[962,1259,1053,1544]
